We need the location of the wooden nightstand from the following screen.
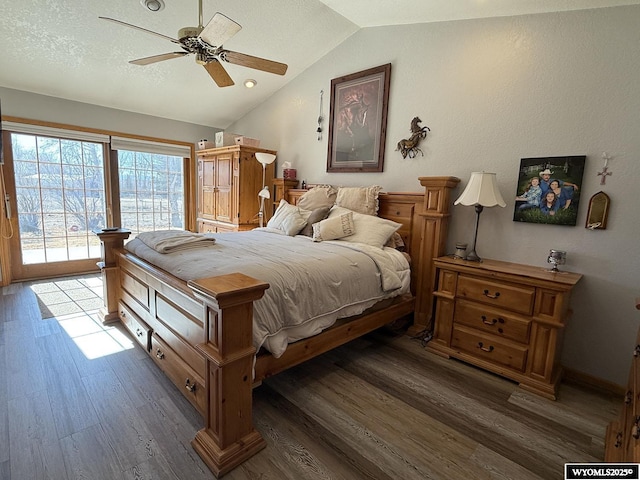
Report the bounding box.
[428,256,582,400]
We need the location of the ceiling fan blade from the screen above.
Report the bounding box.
[221,50,288,76]
[203,60,235,87]
[198,12,241,47]
[130,52,189,65]
[99,16,180,44]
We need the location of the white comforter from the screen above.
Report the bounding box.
[125,229,410,357]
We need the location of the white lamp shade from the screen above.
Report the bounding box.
[255,152,276,165]
[258,186,271,199]
[454,172,506,207]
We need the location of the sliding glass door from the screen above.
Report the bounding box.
[2,121,193,281]
[9,133,106,279]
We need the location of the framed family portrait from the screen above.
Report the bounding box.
[513,155,586,226]
[326,63,391,173]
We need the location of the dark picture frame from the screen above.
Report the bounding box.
[326,63,391,173]
[513,155,586,226]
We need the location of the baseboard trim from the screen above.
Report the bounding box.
[563,367,624,397]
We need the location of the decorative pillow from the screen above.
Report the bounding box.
[268,199,308,235]
[297,185,337,211]
[299,206,331,237]
[328,206,401,248]
[335,186,383,215]
[312,212,355,242]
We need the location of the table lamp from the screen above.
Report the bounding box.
[454,172,506,262]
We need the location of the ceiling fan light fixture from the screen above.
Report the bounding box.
[140,0,165,12]
[244,79,257,88]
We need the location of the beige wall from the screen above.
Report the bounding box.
[0,87,217,144]
[228,6,640,386]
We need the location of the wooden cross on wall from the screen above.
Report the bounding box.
[597,152,613,185]
[597,166,612,185]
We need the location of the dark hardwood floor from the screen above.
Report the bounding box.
[0,279,620,480]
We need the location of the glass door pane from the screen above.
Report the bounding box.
[11,133,106,265]
[117,150,184,238]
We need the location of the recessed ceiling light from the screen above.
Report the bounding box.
[140,0,165,12]
[244,79,257,88]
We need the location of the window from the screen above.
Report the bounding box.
[118,150,185,237]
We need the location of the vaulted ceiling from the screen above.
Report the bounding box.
[1,0,637,128]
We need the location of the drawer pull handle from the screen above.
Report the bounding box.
[135,328,144,337]
[483,289,501,299]
[185,379,196,393]
[481,316,497,326]
[615,431,623,448]
[156,349,165,360]
[120,310,126,317]
[477,342,494,353]
[634,345,640,357]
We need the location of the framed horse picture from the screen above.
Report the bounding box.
[326,63,391,173]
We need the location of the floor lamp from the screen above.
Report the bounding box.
[454,172,506,262]
[255,152,276,227]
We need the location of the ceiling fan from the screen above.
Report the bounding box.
[99,0,288,87]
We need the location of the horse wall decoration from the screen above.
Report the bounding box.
[396,117,430,159]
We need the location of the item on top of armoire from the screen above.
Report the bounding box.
[215,131,239,147]
[428,256,582,400]
[454,172,506,262]
[547,249,567,272]
[197,139,214,150]
[604,298,640,462]
[396,116,430,159]
[235,136,260,147]
[196,145,276,233]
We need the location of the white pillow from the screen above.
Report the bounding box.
[297,186,337,210]
[312,212,355,242]
[328,206,401,248]
[335,186,383,215]
[268,199,309,235]
[281,209,308,236]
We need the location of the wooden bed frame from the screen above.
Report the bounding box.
[95,176,459,477]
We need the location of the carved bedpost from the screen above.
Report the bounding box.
[188,273,269,478]
[94,228,131,324]
[408,176,460,337]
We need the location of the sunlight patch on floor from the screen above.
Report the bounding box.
[30,274,134,359]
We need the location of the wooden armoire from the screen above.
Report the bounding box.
[196,145,276,232]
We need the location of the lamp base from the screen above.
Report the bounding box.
[465,250,481,262]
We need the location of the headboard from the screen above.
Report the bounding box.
[282,177,461,335]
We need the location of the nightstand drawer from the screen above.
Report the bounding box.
[451,325,528,372]
[457,275,535,315]
[454,298,531,344]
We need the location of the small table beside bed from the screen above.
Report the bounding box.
[94,176,460,477]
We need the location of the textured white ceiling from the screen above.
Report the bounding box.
[0,0,637,128]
